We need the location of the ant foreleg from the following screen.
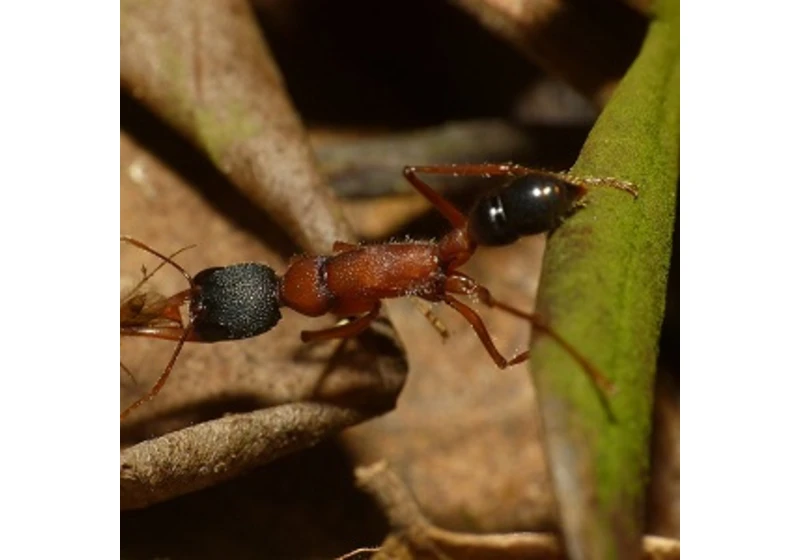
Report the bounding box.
[300,304,381,343]
[120,325,196,420]
[444,273,615,394]
[413,299,450,340]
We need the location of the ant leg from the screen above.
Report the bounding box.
[120,362,138,384]
[120,324,196,420]
[442,294,522,369]
[402,167,468,229]
[445,273,615,394]
[121,324,205,341]
[413,299,450,340]
[301,304,382,343]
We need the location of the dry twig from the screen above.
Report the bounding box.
[354,461,680,560]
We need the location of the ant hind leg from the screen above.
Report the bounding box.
[441,294,525,368]
[300,304,382,343]
[444,273,615,395]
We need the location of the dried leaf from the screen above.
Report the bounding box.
[121,0,349,252]
[451,0,647,105]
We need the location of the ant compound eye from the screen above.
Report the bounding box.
[191,263,282,341]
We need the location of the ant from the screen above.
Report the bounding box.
[120,163,637,420]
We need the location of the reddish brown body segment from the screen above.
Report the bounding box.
[280,242,446,317]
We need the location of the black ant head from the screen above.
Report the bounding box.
[190,263,282,342]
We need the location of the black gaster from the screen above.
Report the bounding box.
[190,263,282,342]
[467,173,583,246]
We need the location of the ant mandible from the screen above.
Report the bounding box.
[120,163,638,420]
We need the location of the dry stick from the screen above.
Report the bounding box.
[122,403,371,510]
[355,461,448,559]
[355,462,680,560]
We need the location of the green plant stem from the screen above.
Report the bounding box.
[529,0,679,559]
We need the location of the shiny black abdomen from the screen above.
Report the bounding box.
[467,172,583,246]
[190,263,282,342]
